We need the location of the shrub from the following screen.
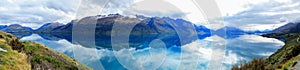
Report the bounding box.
[31,54,63,68]
[23,42,39,53]
[282,65,288,70]
[232,58,275,70]
[0,65,6,70]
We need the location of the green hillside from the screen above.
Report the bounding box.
[232,33,300,70]
[265,33,300,69]
[0,31,91,70]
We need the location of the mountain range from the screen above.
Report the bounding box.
[0,24,33,33]
[35,22,64,33]
[0,14,262,37]
[48,14,201,35]
[271,22,300,33]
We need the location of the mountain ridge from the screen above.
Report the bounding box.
[16,14,211,35]
[0,14,260,37]
[35,22,64,33]
[271,22,300,33]
[1,24,33,33]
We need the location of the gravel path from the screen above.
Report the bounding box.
[297,35,300,43]
[292,59,300,70]
[290,36,300,70]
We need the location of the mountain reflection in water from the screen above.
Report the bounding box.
[15,33,284,70]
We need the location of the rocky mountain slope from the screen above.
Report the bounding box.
[271,22,300,33]
[0,25,7,30]
[0,14,257,37]
[35,22,64,33]
[1,24,33,33]
[0,31,91,70]
[48,14,199,35]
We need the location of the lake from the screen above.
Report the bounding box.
[16,33,284,70]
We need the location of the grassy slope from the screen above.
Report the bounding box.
[266,33,300,69]
[0,31,91,70]
[232,33,300,70]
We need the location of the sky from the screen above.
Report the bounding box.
[0,0,300,30]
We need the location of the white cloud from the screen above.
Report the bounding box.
[259,10,300,16]
[1,0,299,31]
[122,0,207,24]
[0,7,6,11]
[0,0,80,29]
[223,0,300,31]
[75,0,210,25]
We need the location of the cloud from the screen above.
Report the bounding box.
[0,0,80,29]
[75,0,136,19]
[122,0,186,19]
[82,0,208,24]
[122,0,210,24]
[93,0,300,31]
[0,0,138,28]
[0,0,219,29]
[223,0,300,30]
[1,0,298,31]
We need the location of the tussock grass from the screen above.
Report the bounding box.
[0,31,91,70]
[232,58,275,70]
[0,44,31,70]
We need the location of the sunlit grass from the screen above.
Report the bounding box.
[231,58,275,70]
[234,33,300,70]
[0,31,91,70]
